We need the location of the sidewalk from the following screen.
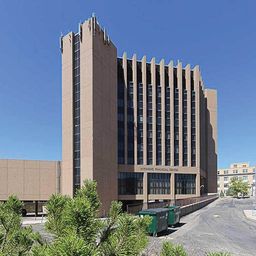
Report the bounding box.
[243,210,256,221]
[22,217,46,225]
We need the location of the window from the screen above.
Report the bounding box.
[243,176,248,181]
[73,34,81,192]
[148,173,170,194]
[224,170,229,175]
[243,169,248,173]
[156,80,162,166]
[233,170,238,174]
[224,177,228,182]
[175,174,196,194]
[118,172,143,195]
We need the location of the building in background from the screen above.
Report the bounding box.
[61,15,218,213]
[218,162,256,196]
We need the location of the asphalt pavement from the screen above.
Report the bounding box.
[146,197,256,256]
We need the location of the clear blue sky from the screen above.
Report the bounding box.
[0,0,255,168]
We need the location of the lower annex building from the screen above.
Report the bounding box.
[0,15,218,215]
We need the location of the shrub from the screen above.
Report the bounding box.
[160,241,187,256]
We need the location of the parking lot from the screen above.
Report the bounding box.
[145,197,256,256]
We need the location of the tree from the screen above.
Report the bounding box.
[33,180,151,256]
[226,187,234,197]
[0,195,42,256]
[229,177,250,197]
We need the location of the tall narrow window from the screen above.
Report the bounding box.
[156,65,162,165]
[73,34,80,193]
[137,62,143,165]
[127,60,134,164]
[191,71,196,167]
[147,64,153,165]
[174,68,179,166]
[118,59,125,164]
[182,71,188,166]
[165,67,171,166]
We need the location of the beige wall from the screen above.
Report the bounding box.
[205,89,218,193]
[80,18,118,214]
[61,32,74,196]
[61,17,118,214]
[0,159,60,201]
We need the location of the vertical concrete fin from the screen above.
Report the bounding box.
[132,54,138,165]
[177,62,183,167]
[142,56,147,165]
[151,57,156,165]
[123,53,128,165]
[168,61,174,166]
[193,65,200,168]
[62,32,74,196]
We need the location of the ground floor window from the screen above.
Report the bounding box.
[175,174,196,194]
[148,173,170,194]
[118,172,143,195]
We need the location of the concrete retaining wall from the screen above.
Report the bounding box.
[180,196,218,217]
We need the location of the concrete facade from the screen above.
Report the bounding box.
[218,163,256,196]
[0,159,60,201]
[61,15,218,213]
[61,17,118,214]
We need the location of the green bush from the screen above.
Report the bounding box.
[207,252,231,256]
[160,241,187,256]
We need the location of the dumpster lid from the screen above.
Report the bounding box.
[138,208,169,215]
[167,205,180,209]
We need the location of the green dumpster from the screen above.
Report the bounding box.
[166,205,181,226]
[138,208,169,236]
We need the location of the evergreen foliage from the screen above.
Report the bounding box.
[0,195,42,256]
[34,180,151,256]
[160,241,187,256]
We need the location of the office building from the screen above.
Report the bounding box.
[218,163,256,196]
[61,15,218,213]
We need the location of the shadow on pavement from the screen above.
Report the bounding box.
[155,222,186,237]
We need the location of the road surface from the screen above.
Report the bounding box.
[147,197,256,256]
